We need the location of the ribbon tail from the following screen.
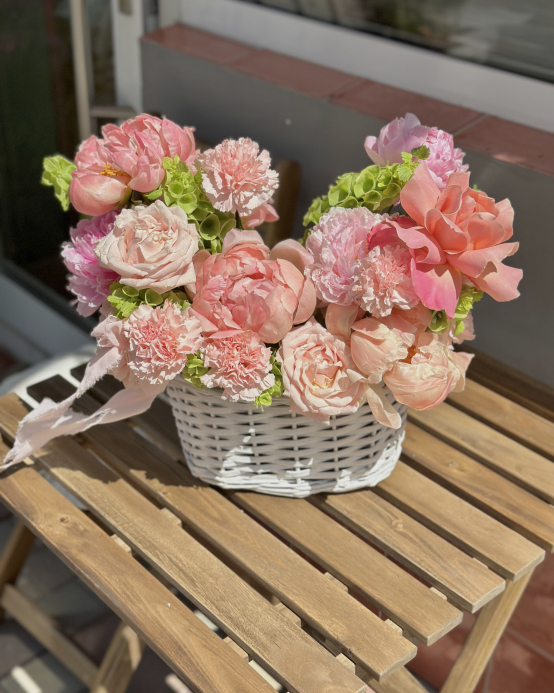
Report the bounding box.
[1,348,163,470]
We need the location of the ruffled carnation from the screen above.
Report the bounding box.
[61,211,120,316]
[201,330,274,402]
[364,113,468,191]
[306,207,383,306]
[197,138,279,216]
[123,302,204,385]
[353,243,419,317]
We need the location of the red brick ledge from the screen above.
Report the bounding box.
[143,24,554,177]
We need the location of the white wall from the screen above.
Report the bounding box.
[110,0,146,112]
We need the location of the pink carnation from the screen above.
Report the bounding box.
[197,138,279,216]
[364,113,468,191]
[305,207,383,306]
[61,211,120,316]
[69,115,198,216]
[201,330,274,402]
[353,243,419,317]
[123,302,204,386]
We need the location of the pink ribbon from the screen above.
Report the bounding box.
[1,345,164,471]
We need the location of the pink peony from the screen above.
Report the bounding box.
[383,332,473,410]
[61,211,120,316]
[397,163,522,316]
[350,315,416,384]
[197,138,279,216]
[123,302,203,386]
[242,201,279,229]
[201,330,275,402]
[192,229,315,344]
[94,200,199,293]
[364,113,468,191]
[353,243,419,317]
[278,319,364,422]
[69,115,198,215]
[306,207,383,306]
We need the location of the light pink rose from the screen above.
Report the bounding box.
[242,201,279,229]
[201,330,275,402]
[364,113,468,191]
[306,206,384,306]
[197,138,279,216]
[61,211,120,316]
[397,163,522,316]
[69,115,198,215]
[278,319,364,422]
[94,200,199,292]
[350,315,416,384]
[192,229,316,344]
[383,332,473,410]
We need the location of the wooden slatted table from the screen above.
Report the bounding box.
[0,366,551,693]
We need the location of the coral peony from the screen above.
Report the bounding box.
[61,211,120,316]
[95,200,199,292]
[306,207,383,306]
[278,319,364,422]
[397,163,522,316]
[201,330,274,402]
[383,332,473,409]
[192,229,315,344]
[69,115,198,215]
[197,138,279,216]
[364,113,468,191]
[123,302,203,386]
[353,242,419,317]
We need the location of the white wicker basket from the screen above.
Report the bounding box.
[166,378,407,497]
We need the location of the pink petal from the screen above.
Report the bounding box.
[396,224,445,265]
[411,260,462,317]
[399,163,441,227]
[271,239,314,273]
[294,277,317,325]
[426,209,468,253]
[449,242,519,277]
[473,261,522,302]
[325,303,360,339]
[494,198,514,242]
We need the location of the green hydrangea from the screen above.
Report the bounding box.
[182,352,209,389]
[302,146,430,233]
[41,155,76,211]
[106,282,190,319]
[429,286,483,336]
[254,356,284,410]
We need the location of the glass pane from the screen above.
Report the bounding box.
[0,0,115,320]
[247,0,554,83]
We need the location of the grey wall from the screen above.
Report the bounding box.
[142,40,554,387]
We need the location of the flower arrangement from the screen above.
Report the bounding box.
[3,112,522,470]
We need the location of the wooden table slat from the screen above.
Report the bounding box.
[230,491,462,644]
[403,424,554,552]
[26,376,417,675]
[410,403,554,504]
[449,379,554,461]
[0,454,274,693]
[0,395,372,692]
[375,462,544,581]
[310,490,505,613]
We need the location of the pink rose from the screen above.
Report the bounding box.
[201,330,275,402]
[278,320,364,422]
[383,332,473,410]
[94,200,199,292]
[197,138,279,216]
[364,113,468,191]
[350,315,416,384]
[397,163,522,316]
[69,115,198,215]
[61,211,120,316]
[306,206,384,306]
[192,229,316,344]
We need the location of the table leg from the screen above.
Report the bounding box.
[91,622,145,693]
[0,520,35,620]
[441,570,534,693]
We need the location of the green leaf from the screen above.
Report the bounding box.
[401,151,413,164]
[182,352,208,389]
[41,155,76,211]
[199,214,221,240]
[122,286,139,298]
[412,145,430,160]
[144,187,163,200]
[144,289,164,306]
